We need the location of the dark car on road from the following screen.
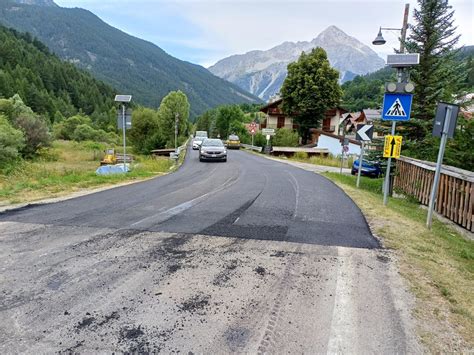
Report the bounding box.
[199,138,227,162]
[351,159,382,178]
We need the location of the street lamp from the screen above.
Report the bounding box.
[114,94,132,172]
[373,3,411,206]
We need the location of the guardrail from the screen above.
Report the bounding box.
[240,143,263,152]
[394,156,473,232]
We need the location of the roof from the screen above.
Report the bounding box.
[259,98,283,113]
[363,109,381,121]
[309,128,361,146]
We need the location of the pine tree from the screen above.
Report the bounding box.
[404,0,465,140]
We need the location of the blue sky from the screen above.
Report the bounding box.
[55,0,474,67]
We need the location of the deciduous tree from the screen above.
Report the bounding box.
[281,47,342,144]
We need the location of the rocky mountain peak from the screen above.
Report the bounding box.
[209,26,385,101]
[13,0,57,7]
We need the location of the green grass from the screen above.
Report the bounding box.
[280,153,354,168]
[323,172,474,351]
[0,140,175,204]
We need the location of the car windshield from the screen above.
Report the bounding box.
[202,139,224,147]
[228,135,239,140]
[195,131,207,138]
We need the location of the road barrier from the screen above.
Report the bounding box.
[394,156,473,232]
[240,143,263,152]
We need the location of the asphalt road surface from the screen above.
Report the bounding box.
[0,148,420,353]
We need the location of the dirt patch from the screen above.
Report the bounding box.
[254,266,266,276]
[178,294,211,314]
[76,316,95,330]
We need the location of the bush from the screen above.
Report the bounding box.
[293,151,308,160]
[0,115,25,167]
[14,114,51,157]
[273,128,299,147]
[54,115,92,140]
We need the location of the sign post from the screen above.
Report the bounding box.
[114,95,132,172]
[382,92,413,205]
[355,124,373,188]
[356,142,365,188]
[426,102,460,229]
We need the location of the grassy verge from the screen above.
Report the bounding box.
[0,140,176,205]
[324,172,473,352]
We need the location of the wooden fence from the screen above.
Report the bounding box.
[394,156,474,232]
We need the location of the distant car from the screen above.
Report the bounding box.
[226,134,240,149]
[199,138,227,162]
[192,131,208,150]
[351,159,382,178]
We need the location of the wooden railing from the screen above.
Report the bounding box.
[394,156,474,232]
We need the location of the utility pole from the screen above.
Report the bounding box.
[122,104,126,171]
[175,113,179,152]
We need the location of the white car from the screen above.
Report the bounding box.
[192,131,208,150]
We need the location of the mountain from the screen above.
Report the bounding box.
[209,26,385,101]
[0,0,261,117]
[0,25,116,122]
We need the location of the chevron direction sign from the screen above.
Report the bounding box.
[356,124,374,142]
[382,93,413,121]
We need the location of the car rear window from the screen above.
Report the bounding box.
[229,135,239,140]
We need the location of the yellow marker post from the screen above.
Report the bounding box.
[383,135,403,158]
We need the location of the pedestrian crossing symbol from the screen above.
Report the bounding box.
[382,93,413,121]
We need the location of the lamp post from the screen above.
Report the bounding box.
[373,3,410,206]
[175,113,179,152]
[114,95,132,172]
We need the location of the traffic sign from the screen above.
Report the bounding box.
[383,135,403,158]
[432,102,460,138]
[117,108,132,129]
[356,124,373,142]
[343,145,349,153]
[382,93,413,121]
[262,128,275,136]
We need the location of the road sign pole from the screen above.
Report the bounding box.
[122,104,126,172]
[356,141,364,188]
[251,133,254,148]
[175,113,179,152]
[383,121,396,205]
[426,106,452,229]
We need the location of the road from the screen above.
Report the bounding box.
[0,148,420,353]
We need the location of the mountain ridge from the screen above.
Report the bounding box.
[0,0,261,117]
[209,26,385,101]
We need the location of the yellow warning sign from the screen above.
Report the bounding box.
[383,135,403,158]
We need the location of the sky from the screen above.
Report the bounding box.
[54,0,474,68]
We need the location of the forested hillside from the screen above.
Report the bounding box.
[0,0,261,117]
[341,45,473,112]
[0,25,115,124]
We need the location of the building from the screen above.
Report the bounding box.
[309,129,361,156]
[259,98,347,133]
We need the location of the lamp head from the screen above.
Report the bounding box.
[372,28,386,45]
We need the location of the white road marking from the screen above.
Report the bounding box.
[326,247,358,354]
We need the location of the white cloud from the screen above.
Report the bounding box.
[55,0,473,66]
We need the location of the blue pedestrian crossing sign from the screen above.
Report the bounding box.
[382,93,413,121]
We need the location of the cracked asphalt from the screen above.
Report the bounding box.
[0,148,421,353]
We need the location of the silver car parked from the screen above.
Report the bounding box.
[199,139,227,162]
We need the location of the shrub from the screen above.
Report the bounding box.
[55,115,92,140]
[293,151,308,160]
[0,115,24,167]
[273,128,299,147]
[14,114,51,157]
